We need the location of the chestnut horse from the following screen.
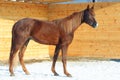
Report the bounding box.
[9,5,98,77]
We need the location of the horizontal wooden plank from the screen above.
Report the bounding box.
[49,2,120,59]
[1,2,120,61]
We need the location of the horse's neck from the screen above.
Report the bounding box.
[65,11,84,33]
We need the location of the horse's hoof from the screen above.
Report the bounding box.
[26,72,30,75]
[26,73,30,75]
[54,73,59,76]
[67,74,72,77]
[10,73,15,76]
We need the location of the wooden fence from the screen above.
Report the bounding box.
[0,2,120,62]
[49,2,120,59]
[0,2,49,61]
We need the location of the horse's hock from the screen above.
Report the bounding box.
[0,1,120,62]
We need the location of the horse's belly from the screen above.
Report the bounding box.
[32,33,59,45]
[31,22,60,45]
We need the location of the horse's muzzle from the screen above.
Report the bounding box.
[92,22,98,28]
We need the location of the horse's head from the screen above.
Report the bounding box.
[83,5,98,28]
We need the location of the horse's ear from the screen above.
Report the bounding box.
[87,5,90,10]
[91,5,94,9]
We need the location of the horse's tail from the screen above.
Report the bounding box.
[10,37,19,68]
[9,23,19,68]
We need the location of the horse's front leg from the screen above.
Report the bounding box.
[51,44,61,76]
[61,45,72,77]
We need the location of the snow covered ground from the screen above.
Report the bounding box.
[0,60,120,80]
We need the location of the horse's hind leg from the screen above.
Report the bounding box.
[9,44,22,76]
[18,39,30,75]
[9,35,28,76]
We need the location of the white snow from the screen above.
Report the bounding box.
[0,61,120,80]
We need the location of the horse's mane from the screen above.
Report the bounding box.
[65,12,79,20]
[52,11,84,34]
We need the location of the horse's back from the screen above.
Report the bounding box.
[12,18,60,45]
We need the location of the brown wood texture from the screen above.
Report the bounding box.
[0,2,49,61]
[6,0,72,3]
[0,2,120,61]
[0,2,48,20]
[49,2,120,59]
